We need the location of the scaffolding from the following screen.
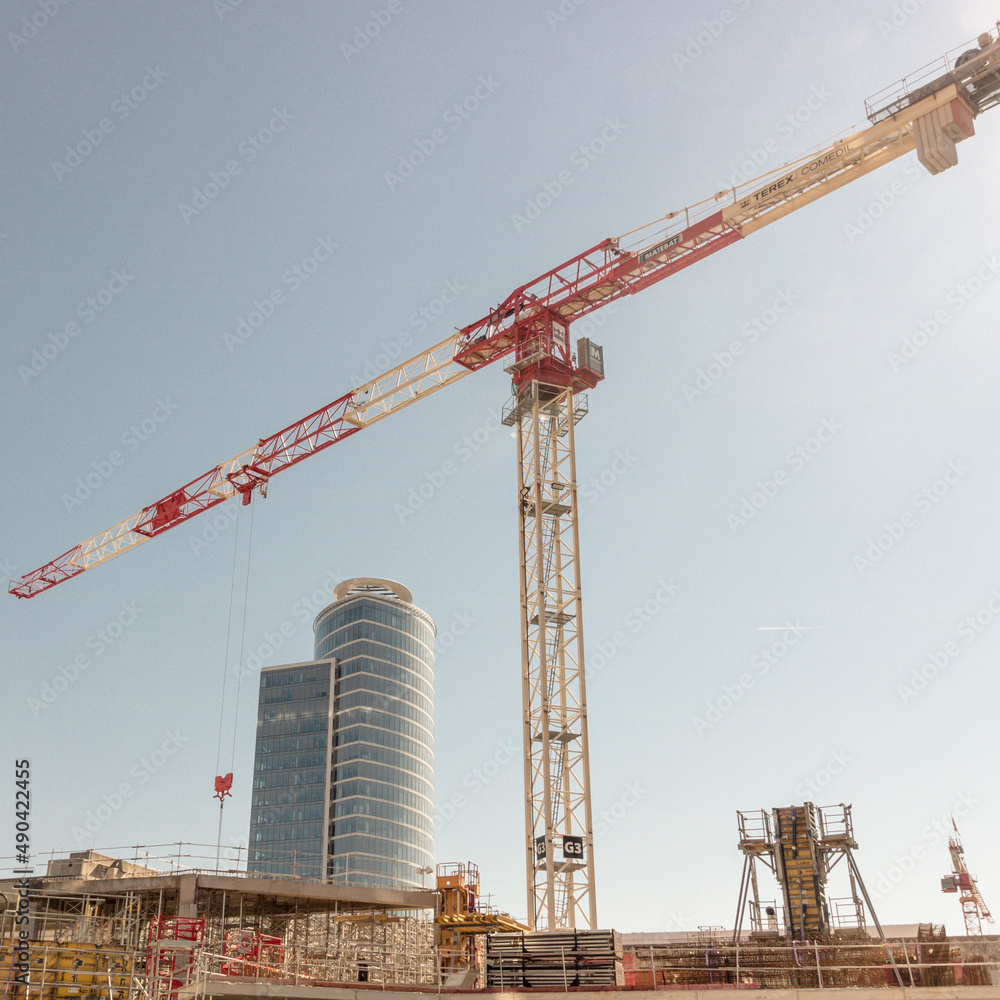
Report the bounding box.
[434,862,529,982]
[734,803,888,946]
[0,859,438,1000]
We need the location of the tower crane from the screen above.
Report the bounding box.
[941,818,994,936]
[10,26,1000,933]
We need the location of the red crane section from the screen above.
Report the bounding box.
[10,24,1000,600]
[453,212,741,375]
[942,818,994,935]
[10,393,360,598]
[8,214,745,600]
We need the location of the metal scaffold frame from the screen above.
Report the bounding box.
[0,873,439,1000]
[734,803,890,953]
[513,382,597,932]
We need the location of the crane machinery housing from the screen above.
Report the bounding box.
[10,24,1000,934]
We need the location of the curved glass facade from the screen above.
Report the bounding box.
[314,583,435,888]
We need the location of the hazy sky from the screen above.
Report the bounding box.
[3,1,999,934]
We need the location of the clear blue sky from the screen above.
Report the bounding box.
[3,1,999,934]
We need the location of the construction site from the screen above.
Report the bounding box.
[3,799,998,997]
[6,12,1000,1000]
[3,763,999,996]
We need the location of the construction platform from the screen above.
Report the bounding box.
[3,850,998,995]
[1,851,441,998]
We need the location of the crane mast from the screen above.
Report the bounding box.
[515,382,596,930]
[9,24,1000,934]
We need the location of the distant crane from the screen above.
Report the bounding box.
[941,818,994,936]
[9,25,1000,933]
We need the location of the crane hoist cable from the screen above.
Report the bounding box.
[230,497,256,773]
[213,496,258,868]
[214,502,243,781]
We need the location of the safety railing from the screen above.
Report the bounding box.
[627,938,998,990]
[865,24,1000,123]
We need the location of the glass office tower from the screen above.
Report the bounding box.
[315,578,435,888]
[248,578,434,887]
[247,659,334,879]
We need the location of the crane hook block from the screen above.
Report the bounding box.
[214,773,234,800]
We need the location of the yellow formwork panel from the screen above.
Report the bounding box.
[774,804,827,938]
[0,940,132,1000]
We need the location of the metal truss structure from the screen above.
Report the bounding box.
[941,818,994,936]
[508,382,596,931]
[734,803,888,948]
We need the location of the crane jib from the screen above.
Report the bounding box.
[638,233,683,263]
[9,25,999,601]
[735,145,850,211]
